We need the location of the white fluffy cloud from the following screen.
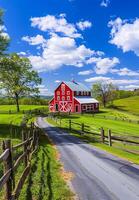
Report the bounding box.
[85,76,139,85]
[23,14,120,74]
[78,70,93,75]
[76,21,92,30]
[30,14,81,38]
[100,0,110,7]
[108,18,139,56]
[120,85,139,90]
[28,34,94,72]
[87,57,119,74]
[112,67,139,76]
[22,35,46,46]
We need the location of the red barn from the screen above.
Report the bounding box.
[49,81,99,113]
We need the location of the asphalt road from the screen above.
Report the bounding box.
[36,117,139,200]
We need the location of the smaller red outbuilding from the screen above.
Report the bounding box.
[49,81,99,113]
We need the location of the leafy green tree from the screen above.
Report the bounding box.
[92,82,118,107]
[0,9,10,56]
[0,54,42,112]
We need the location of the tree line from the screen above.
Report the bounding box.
[92,83,139,107]
[0,9,42,112]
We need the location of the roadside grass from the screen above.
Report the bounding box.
[52,111,139,136]
[0,105,48,112]
[47,109,139,164]
[19,134,74,200]
[0,105,73,200]
[112,96,139,116]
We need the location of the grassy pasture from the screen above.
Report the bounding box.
[47,107,139,164]
[113,96,139,116]
[0,105,73,200]
[53,109,139,136]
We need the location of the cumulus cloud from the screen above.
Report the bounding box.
[87,57,120,74]
[108,17,139,56]
[76,21,92,30]
[112,67,139,76]
[30,14,81,38]
[22,14,120,74]
[78,70,93,75]
[120,85,139,90]
[85,76,139,85]
[28,34,94,72]
[22,35,46,46]
[100,0,110,7]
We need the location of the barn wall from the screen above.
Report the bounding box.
[49,98,55,112]
[54,82,73,112]
[74,98,81,113]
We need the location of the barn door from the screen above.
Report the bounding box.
[55,104,59,111]
[75,105,79,112]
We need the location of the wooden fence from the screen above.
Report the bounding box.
[49,111,139,124]
[0,122,40,200]
[0,107,48,115]
[49,115,139,149]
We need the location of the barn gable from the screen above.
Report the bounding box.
[49,81,99,113]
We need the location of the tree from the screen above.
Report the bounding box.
[0,54,42,112]
[0,9,10,56]
[92,82,118,107]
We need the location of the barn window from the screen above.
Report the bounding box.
[57,91,60,95]
[67,91,70,95]
[76,91,79,96]
[57,96,60,100]
[82,105,86,110]
[62,96,65,101]
[67,96,70,101]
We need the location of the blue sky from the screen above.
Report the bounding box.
[1,0,139,95]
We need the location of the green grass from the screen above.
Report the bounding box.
[113,96,139,116]
[0,105,73,200]
[52,110,139,137]
[19,134,74,200]
[0,104,48,112]
[47,107,139,164]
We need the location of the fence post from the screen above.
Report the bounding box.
[69,120,71,130]
[100,127,105,143]
[22,128,28,167]
[2,140,13,200]
[81,123,84,132]
[59,118,61,127]
[108,129,112,146]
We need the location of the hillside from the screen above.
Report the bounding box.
[113,96,139,116]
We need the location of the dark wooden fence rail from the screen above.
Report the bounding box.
[49,115,139,148]
[0,122,40,200]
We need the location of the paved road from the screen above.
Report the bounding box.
[36,117,139,200]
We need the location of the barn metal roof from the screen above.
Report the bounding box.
[64,81,90,91]
[75,97,99,104]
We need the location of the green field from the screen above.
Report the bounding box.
[113,96,139,116]
[47,106,139,164]
[0,105,73,200]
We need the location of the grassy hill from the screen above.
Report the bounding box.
[113,96,139,116]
